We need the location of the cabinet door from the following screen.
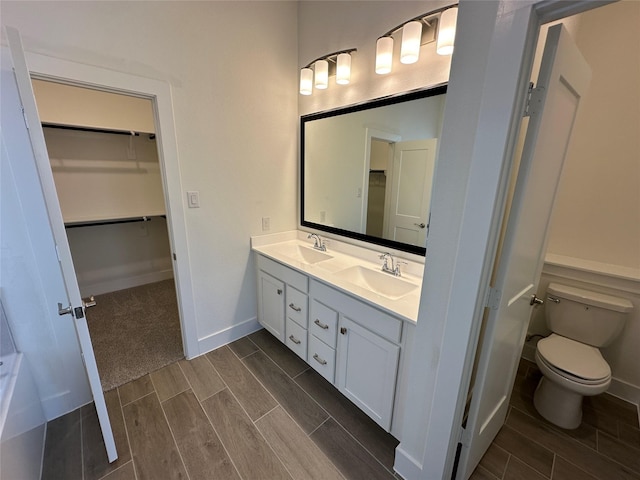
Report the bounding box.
[258,271,285,342]
[336,316,400,431]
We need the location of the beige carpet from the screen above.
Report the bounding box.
[86,279,184,391]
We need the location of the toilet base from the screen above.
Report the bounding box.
[533,376,583,429]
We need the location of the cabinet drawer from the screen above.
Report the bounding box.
[285,317,307,361]
[286,287,308,328]
[311,280,402,343]
[308,334,335,384]
[310,300,338,348]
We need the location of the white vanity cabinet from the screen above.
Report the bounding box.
[254,250,409,434]
[256,254,308,348]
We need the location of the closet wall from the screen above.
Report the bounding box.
[34,81,173,297]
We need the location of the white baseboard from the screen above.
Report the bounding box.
[195,317,262,358]
[607,378,640,407]
[393,445,423,480]
[79,269,174,297]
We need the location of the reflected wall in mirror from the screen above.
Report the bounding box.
[301,85,447,255]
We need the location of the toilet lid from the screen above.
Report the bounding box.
[537,334,611,381]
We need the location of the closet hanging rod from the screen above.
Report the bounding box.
[42,123,156,139]
[64,215,165,229]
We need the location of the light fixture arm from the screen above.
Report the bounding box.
[302,48,357,70]
[378,4,458,40]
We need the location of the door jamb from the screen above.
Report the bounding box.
[23,52,199,359]
[441,1,611,478]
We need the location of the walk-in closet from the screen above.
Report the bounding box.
[33,79,184,391]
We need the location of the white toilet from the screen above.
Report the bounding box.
[533,282,633,429]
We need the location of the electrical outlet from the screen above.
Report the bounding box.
[138,223,149,237]
[320,211,326,222]
[262,217,271,231]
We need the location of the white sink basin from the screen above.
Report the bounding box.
[271,244,334,265]
[334,265,418,300]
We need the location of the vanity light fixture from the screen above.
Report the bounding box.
[314,59,329,89]
[300,68,313,95]
[336,53,352,85]
[375,3,458,75]
[437,6,458,55]
[400,21,423,64]
[375,36,394,74]
[299,48,357,95]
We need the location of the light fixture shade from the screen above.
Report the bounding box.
[300,68,313,95]
[336,53,351,85]
[437,7,458,55]
[315,59,329,89]
[400,21,422,64]
[375,37,394,74]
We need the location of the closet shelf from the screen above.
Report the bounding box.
[64,215,166,229]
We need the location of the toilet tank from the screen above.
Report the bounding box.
[545,283,633,347]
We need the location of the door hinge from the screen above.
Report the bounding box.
[458,425,465,443]
[485,286,501,310]
[55,244,62,262]
[523,82,544,117]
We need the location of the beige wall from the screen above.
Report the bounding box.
[546,0,640,270]
[1,1,299,352]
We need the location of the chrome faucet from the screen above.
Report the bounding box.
[379,252,406,277]
[307,233,326,251]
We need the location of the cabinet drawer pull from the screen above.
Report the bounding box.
[312,353,327,365]
[288,335,301,345]
[277,289,283,295]
[340,327,347,335]
[314,319,329,330]
[289,303,302,312]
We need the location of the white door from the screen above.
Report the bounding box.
[385,139,437,246]
[4,27,117,462]
[457,24,591,478]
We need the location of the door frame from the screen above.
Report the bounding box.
[361,128,401,234]
[23,52,199,359]
[394,1,611,479]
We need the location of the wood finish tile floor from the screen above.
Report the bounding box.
[471,359,640,480]
[41,329,399,480]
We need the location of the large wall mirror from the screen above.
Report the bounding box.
[301,84,447,256]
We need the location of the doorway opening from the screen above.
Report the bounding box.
[460,2,639,478]
[32,78,186,391]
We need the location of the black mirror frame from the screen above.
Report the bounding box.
[300,84,447,256]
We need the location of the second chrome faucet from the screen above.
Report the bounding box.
[379,252,406,277]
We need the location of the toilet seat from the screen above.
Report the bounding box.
[537,334,611,385]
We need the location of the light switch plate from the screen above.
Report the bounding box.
[187,191,200,208]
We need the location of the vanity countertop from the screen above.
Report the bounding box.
[251,231,424,323]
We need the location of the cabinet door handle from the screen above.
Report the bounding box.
[289,303,302,312]
[288,335,301,345]
[340,327,347,335]
[314,319,329,330]
[277,289,283,295]
[313,353,327,365]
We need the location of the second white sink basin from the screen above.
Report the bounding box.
[334,265,418,300]
[271,244,334,265]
